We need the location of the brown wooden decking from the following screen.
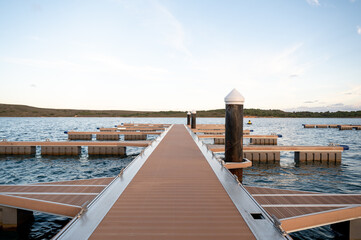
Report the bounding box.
[245,186,361,232]
[198,134,278,139]
[67,131,162,135]
[0,177,113,217]
[208,145,344,152]
[0,141,150,147]
[89,125,256,239]
[99,127,165,132]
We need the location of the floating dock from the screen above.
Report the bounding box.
[303,124,361,130]
[67,131,161,141]
[0,124,360,239]
[208,145,345,163]
[0,141,150,156]
[198,134,280,145]
[53,124,287,239]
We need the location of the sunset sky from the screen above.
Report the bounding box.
[0,0,360,112]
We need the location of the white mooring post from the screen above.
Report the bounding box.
[224,89,245,183]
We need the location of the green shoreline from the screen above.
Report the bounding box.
[0,103,360,118]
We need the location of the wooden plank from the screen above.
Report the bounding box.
[0,194,81,217]
[281,206,361,233]
[198,135,278,139]
[68,131,161,135]
[89,125,256,239]
[208,145,344,152]
[0,141,150,147]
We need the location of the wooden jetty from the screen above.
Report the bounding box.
[0,124,360,239]
[208,145,345,163]
[116,123,171,128]
[198,134,280,145]
[245,186,361,237]
[0,141,150,156]
[99,127,165,132]
[303,124,361,130]
[67,131,162,141]
[52,124,285,239]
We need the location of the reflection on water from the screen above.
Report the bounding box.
[0,117,360,239]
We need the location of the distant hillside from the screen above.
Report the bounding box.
[0,103,360,118]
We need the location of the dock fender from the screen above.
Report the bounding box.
[340,145,349,150]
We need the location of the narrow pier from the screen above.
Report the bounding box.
[54,125,286,239]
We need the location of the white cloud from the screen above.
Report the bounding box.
[306,0,320,6]
[153,2,192,57]
[357,26,361,35]
[113,0,191,57]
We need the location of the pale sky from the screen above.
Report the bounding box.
[0,0,360,112]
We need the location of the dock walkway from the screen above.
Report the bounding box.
[55,124,285,239]
[0,123,360,238]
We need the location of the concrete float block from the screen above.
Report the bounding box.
[243,152,252,160]
[295,152,306,162]
[274,152,281,161]
[339,126,353,130]
[253,152,260,161]
[250,138,277,145]
[5,147,12,154]
[335,152,342,162]
[42,146,80,155]
[68,134,92,140]
[328,152,336,162]
[321,152,328,162]
[88,146,126,155]
[214,138,225,145]
[295,151,341,163]
[124,134,147,141]
[268,152,275,161]
[259,152,267,162]
[306,152,313,161]
[100,129,116,132]
[243,151,280,162]
[0,206,33,230]
[96,134,119,141]
[0,146,35,155]
[350,218,361,240]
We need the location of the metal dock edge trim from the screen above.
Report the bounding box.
[185,125,290,240]
[52,125,174,240]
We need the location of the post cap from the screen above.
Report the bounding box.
[224,88,245,105]
[187,111,191,115]
[191,110,196,114]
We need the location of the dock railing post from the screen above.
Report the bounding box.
[225,89,245,183]
[187,111,191,125]
[191,110,197,129]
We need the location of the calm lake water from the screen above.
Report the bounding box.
[0,117,360,239]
